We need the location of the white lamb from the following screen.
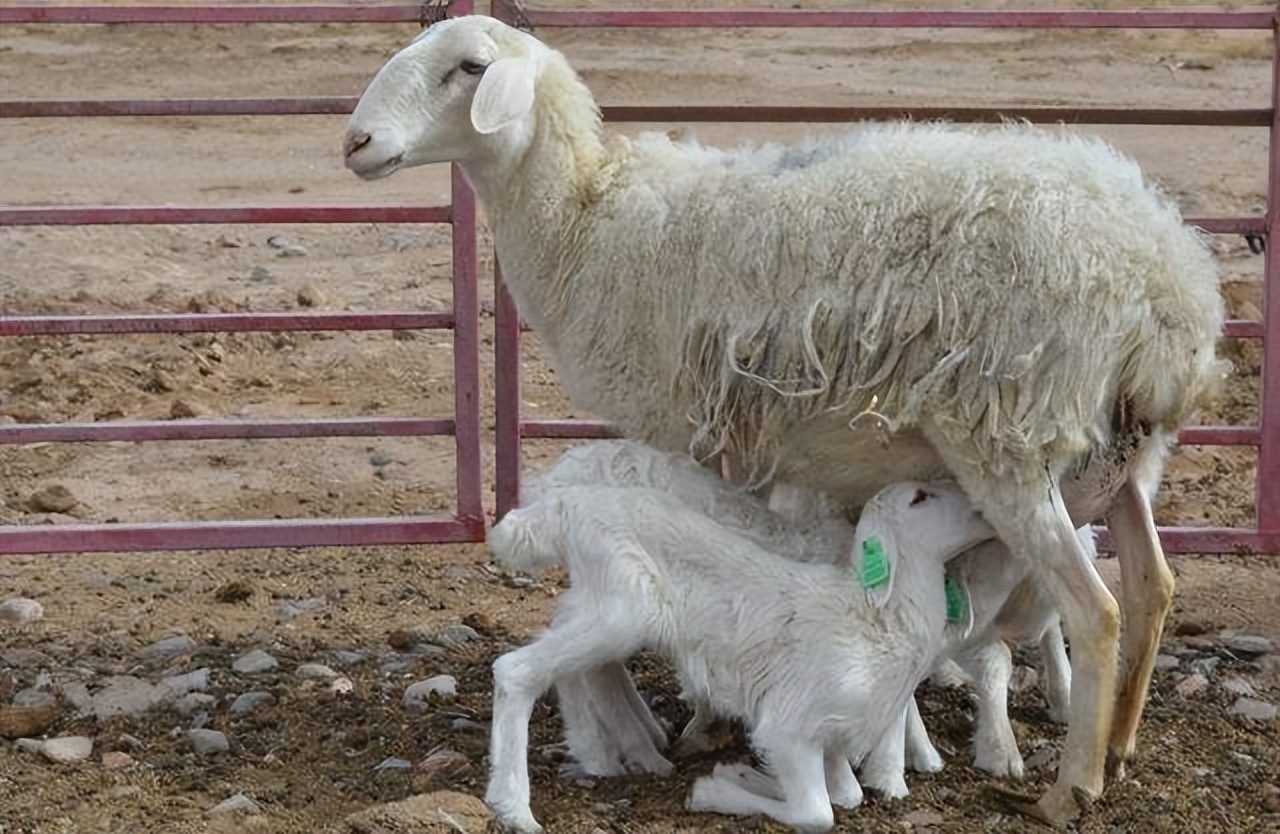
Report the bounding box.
[525,439,1085,787]
[345,16,1226,822]
[486,480,996,834]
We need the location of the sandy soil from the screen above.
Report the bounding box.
[1,2,1277,833]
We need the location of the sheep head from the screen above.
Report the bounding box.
[343,15,548,179]
[855,480,994,610]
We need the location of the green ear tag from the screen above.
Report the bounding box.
[860,537,890,589]
[945,573,970,623]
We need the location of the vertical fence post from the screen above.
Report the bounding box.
[494,261,523,520]
[1258,11,1280,547]
[451,164,484,534]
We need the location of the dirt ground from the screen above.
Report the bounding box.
[1,1,1278,832]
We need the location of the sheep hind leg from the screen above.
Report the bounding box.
[688,740,834,833]
[558,662,672,777]
[487,618,641,834]
[1040,619,1072,725]
[1105,476,1175,780]
[924,432,1118,826]
[904,695,945,774]
[958,639,1023,779]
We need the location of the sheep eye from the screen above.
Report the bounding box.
[460,60,487,76]
[909,489,932,507]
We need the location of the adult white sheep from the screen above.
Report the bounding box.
[487,480,996,833]
[343,15,1226,823]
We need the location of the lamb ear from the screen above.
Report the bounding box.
[859,529,898,610]
[470,56,537,135]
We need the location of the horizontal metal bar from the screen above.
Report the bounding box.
[2,100,1271,127]
[0,97,358,118]
[0,4,434,25]
[1186,216,1268,235]
[0,311,452,336]
[0,205,451,226]
[519,8,1275,30]
[601,106,1273,128]
[1224,319,1264,339]
[0,417,455,445]
[0,515,486,555]
[1177,426,1261,446]
[520,419,619,440]
[1094,526,1279,556]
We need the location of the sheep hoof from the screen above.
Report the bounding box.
[991,783,1094,827]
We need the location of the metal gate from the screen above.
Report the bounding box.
[0,1,485,553]
[489,2,1280,556]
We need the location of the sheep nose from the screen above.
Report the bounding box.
[344,129,372,159]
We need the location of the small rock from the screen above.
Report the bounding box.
[13,688,55,708]
[386,629,417,652]
[375,756,413,771]
[214,579,255,604]
[1175,673,1209,699]
[1263,784,1280,813]
[504,574,534,589]
[0,597,44,624]
[1227,635,1275,658]
[451,717,486,733]
[1190,656,1220,677]
[1,647,50,667]
[232,649,278,674]
[116,733,144,751]
[100,785,142,800]
[903,809,945,828]
[1008,665,1038,694]
[1221,677,1257,698]
[462,611,498,634]
[191,709,211,730]
[1023,744,1057,771]
[0,703,59,739]
[160,668,210,697]
[188,728,230,755]
[1153,654,1181,672]
[248,265,274,283]
[296,284,324,307]
[1229,697,1278,722]
[267,235,307,257]
[1253,654,1280,678]
[168,399,199,419]
[343,790,492,834]
[415,747,471,784]
[1191,766,1213,777]
[137,634,198,662]
[175,692,216,716]
[27,484,77,513]
[277,597,328,619]
[369,450,393,468]
[19,735,93,763]
[330,677,355,696]
[333,650,366,667]
[230,691,273,715]
[404,675,458,709]
[93,675,169,719]
[207,793,262,816]
[57,679,94,714]
[297,663,339,680]
[1173,620,1208,637]
[101,751,133,770]
[431,624,481,648]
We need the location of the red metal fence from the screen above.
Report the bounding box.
[0,1,485,553]
[1,3,1276,556]
[486,1,1280,557]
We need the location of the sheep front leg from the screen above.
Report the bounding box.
[1040,619,1072,725]
[688,739,834,833]
[926,434,1117,826]
[1105,476,1175,779]
[858,705,910,799]
[903,696,945,774]
[957,639,1023,779]
[487,616,640,834]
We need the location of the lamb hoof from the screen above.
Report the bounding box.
[974,748,1025,780]
[860,774,909,800]
[906,745,945,774]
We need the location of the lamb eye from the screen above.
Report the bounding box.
[460,60,487,76]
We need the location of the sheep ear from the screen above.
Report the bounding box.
[859,532,897,609]
[471,56,537,135]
